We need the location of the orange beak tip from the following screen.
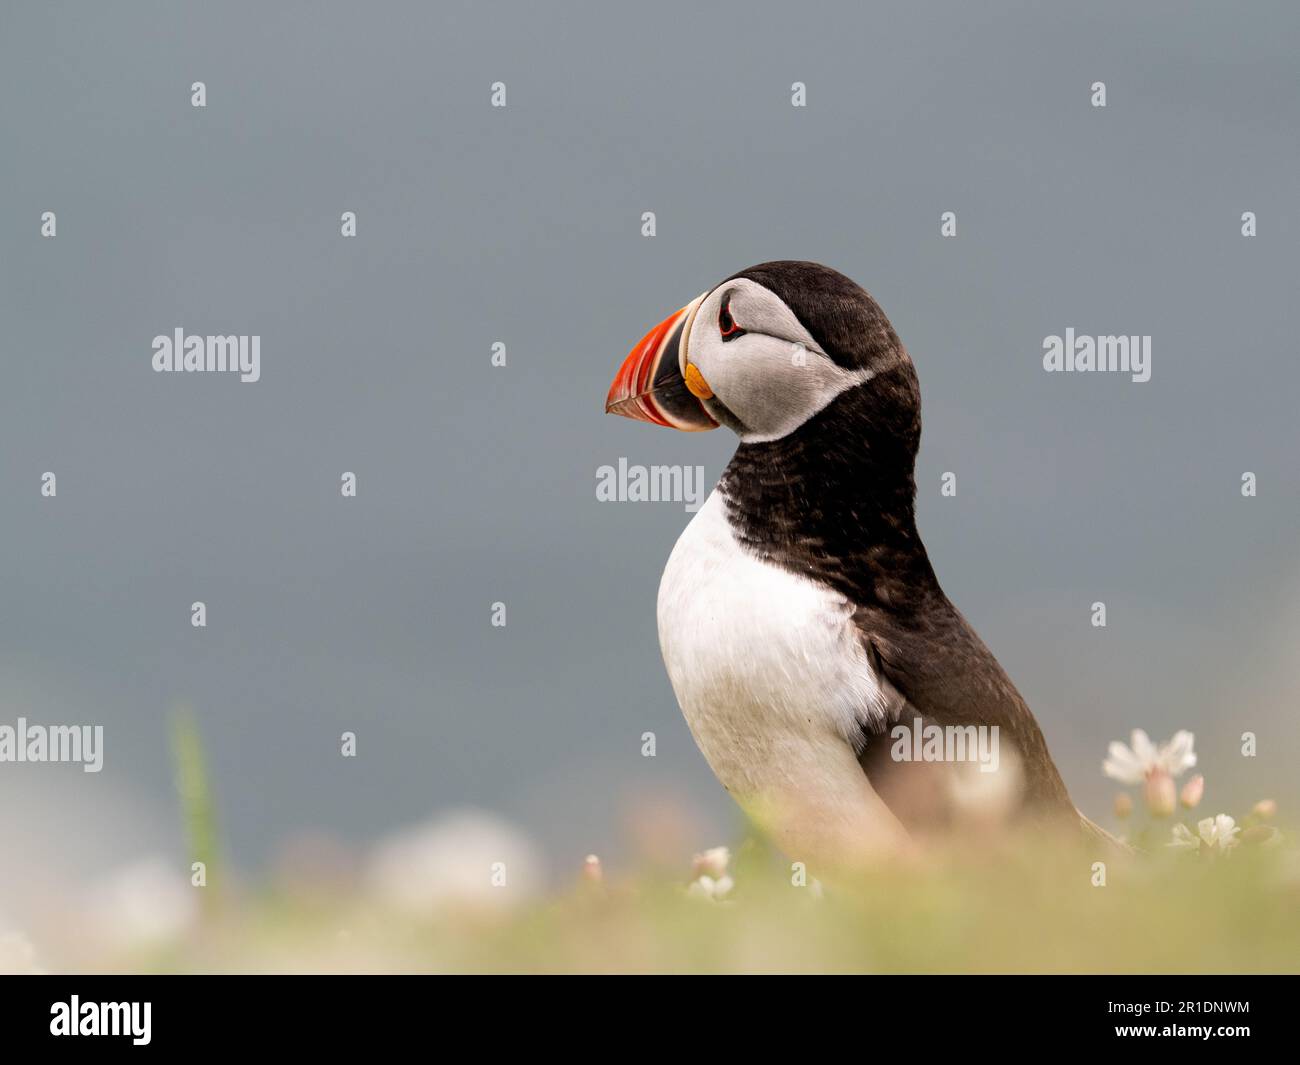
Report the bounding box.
[606,294,718,432]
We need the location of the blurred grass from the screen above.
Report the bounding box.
[145,707,1298,974]
[169,705,221,910]
[123,831,1299,975]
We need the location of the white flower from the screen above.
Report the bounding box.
[365,810,542,916]
[1103,729,1197,785]
[0,930,43,975]
[947,750,1023,825]
[1169,814,1240,854]
[691,846,731,880]
[1200,815,1241,852]
[85,857,198,948]
[687,874,734,901]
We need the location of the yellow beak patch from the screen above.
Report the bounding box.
[683,362,714,400]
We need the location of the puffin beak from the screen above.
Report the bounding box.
[605,293,717,431]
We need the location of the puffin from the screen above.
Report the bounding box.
[605,261,1110,869]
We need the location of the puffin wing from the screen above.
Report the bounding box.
[851,605,1075,829]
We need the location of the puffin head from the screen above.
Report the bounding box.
[606,260,918,445]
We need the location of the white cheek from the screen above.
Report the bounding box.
[740,365,875,443]
[697,333,874,443]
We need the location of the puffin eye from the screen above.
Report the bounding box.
[718,293,744,341]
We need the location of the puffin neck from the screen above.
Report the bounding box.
[716,382,929,596]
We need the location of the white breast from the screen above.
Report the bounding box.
[656,490,899,806]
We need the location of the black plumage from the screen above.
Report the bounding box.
[715,262,1076,826]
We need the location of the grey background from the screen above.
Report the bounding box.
[2,1,1297,884]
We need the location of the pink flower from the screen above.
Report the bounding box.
[1179,774,1204,809]
[1145,770,1177,817]
[691,846,730,880]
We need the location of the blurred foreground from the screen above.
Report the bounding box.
[4,721,1294,974]
[5,826,1298,974]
